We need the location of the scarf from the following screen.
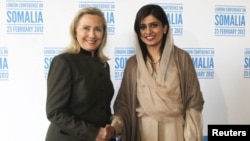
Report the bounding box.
[136,30,183,122]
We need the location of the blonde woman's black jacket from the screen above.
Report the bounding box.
[45,48,114,141]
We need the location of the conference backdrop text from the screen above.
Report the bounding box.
[0,0,249,140]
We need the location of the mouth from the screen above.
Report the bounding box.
[86,39,97,44]
[145,35,155,41]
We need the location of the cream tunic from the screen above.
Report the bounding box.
[139,115,184,141]
[137,59,184,141]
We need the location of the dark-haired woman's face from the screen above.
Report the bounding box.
[139,14,167,48]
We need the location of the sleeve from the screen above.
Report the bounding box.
[182,51,204,112]
[46,55,99,141]
[112,56,139,141]
[111,115,124,136]
[112,61,130,140]
[184,109,203,141]
[179,50,204,141]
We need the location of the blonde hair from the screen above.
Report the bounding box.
[64,7,109,62]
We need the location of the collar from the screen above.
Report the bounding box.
[80,48,97,57]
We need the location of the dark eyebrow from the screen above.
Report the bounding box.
[140,21,160,25]
[149,21,160,24]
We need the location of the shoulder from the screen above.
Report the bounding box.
[173,46,192,61]
[174,46,189,56]
[54,52,75,59]
[52,52,80,63]
[126,55,137,66]
[49,53,70,66]
[122,55,137,76]
[49,53,79,71]
[124,55,137,71]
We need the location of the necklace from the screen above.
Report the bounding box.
[151,58,160,64]
[148,57,161,64]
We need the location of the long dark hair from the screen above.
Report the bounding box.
[134,4,170,62]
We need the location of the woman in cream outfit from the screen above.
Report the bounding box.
[111,4,204,141]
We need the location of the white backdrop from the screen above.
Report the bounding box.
[0,0,249,141]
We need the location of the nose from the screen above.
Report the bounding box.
[145,26,152,34]
[88,29,96,37]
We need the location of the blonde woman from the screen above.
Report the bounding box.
[45,7,115,141]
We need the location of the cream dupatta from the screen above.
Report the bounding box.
[135,30,183,122]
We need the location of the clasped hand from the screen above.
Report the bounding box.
[96,124,115,141]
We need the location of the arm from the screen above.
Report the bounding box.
[177,50,204,141]
[112,56,139,141]
[46,55,99,140]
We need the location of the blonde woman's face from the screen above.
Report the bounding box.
[76,14,104,52]
[139,14,167,48]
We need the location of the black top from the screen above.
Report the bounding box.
[46,48,114,141]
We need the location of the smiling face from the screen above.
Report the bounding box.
[139,14,167,49]
[75,14,104,53]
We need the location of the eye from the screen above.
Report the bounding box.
[83,26,90,31]
[94,27,103,32]
[150,23,159,28]
[139,24,146,30]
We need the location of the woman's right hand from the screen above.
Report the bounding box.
[95,124,115,141]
